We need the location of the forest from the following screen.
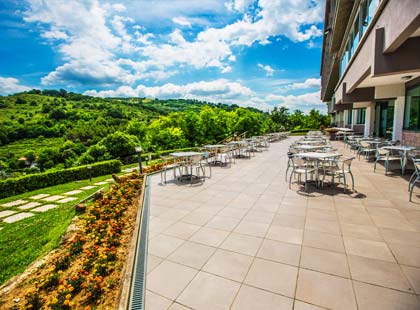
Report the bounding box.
[0,89,329,178]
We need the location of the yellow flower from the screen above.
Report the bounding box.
[64,299,70,306]
[66,293,71,300]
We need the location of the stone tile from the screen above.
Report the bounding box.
[244,258,298,297]
[220,233,263,256]
[205,216,240,231]
[303,230,345,253]
[145,290,172,310]
[147,260,198,300]
[0,210,17,218]
[29,194,50,200]
[181,211,214,226]
[168,241,216,269]
[80,185,97,190]
[1,199,27,207]
[177,271,240,310]
[266,225,303,245]
[94,181,108,185]
[32,204,58,212]
[306,209,337,222]
[243,210,275,224]
[148,234,185,258]
[277,205,307,217]
[300,246,350,278]
[63,190,83,195]
[293,301,327,310]
[234,220,270,238]
[271,214,305,229]
[146,254,164,274]
[42,195,65,202]
[401,265,420,295]
[348,255,412,292]
[3,212,34,223]
[189,227,229,247]
[343,237,395,262]
[353,281,420,310]
[296,269,357,310]
[149,217,176,234]
[305,218,341,235]
[388,243,420,267]
[203,249,253,282]
[379,228,420,247]
[340,223,383,242]
[56,197,78,204]
[162,222,201,240]
[17,202,42,210]
[217,207,248,219]
[167,303,190,310]
[370,214,417,232]
[160,209,190,221]
[231,284,293,310]
[257,239,301,266]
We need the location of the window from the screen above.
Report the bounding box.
[404,85,420,130]
[347,110,353,125]
[356,109,366,124]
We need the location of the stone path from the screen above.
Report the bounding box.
[145,138,420,310]
[0,178,114,226]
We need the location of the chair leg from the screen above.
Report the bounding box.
[408,171,417,191]
[409,177,419,201]
[343,173,347,193]
[350,172,355,190]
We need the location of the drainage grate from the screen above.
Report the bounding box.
[128,176,151,310]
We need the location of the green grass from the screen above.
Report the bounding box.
[0,137,64,159]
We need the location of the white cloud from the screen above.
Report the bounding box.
[41,29,68,40]
[266,91,324,111]
[225,0,256,12]
[0,77,31,95]
[172,16,192,27]
[287,78,320,90]
[258,63,275,76]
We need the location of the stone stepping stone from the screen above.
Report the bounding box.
[63,190,83,195]
[1,199,28,207]
[30,194,50,200]
[105,178,114,182]
[3,212,34,223]
[18,202,42,210]
[80,186,96,190]
[42,195,65,202]
[94,181,108,185]
[32,204,57,212]
[0,210,17,218]
[56,197,77,204]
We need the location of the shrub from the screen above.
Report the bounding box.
[0,160,121,198]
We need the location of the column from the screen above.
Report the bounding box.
[365,105,375,136]
[393,96,405,141]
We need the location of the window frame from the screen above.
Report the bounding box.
[403,83,420,131]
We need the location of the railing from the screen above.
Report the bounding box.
[217,131,247,144]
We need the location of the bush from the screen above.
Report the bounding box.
[0,160,121,198]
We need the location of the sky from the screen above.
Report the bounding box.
[0,0,326,113]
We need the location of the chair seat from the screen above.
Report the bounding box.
[294,168,316,174]
[377,156,401,161]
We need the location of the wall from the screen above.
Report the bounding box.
[402,131,420,147]
[353,124,365,134]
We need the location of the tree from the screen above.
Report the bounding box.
[270,106,290,129]
[98,131,140,158]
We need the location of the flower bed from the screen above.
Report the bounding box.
[0,169,154,309]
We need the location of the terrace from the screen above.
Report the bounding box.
[142,136,420,309]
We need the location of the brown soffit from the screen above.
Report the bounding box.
[406,76,420,89]
[385,12,420,53]
[342,83,375,104]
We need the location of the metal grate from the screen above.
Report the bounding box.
[128,176,151,310]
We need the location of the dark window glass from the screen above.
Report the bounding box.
[404,85,420,130]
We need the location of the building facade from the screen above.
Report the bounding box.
[321,0,420,145]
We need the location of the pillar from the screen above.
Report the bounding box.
[393,96,405,141]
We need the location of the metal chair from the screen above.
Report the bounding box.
[160,156,178,184]
[409,160,420,202]
[357,141,376,160]
[374,149,401,175]
[288,156,316,192]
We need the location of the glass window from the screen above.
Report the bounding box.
[356,109,366,124]
[351,15,360,56]
[361,0,369,35]
[404,85,420,130]
[347,110,353,125]
[368,0,380,24]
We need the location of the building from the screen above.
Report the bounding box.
[321,0,420,145]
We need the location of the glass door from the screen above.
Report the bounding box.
[375,101,394,139]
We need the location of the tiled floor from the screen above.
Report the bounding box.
[145,137,420,309]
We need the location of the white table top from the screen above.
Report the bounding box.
[296,140,326,145]
[203,144,225,148]
[294,152,341,159]
[382,146,416,151]
[170,151,204,157]
[294,145,325,150]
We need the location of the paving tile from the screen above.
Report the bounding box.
[94,181,108,185]
[296,269,357,310]
[244,258,298,297]
[340,223,383,241]
[149,217,176,234]
[167,303,190,310]
[306,209,337,222]
[80,185,97,190]
[32,204,58,212]
[63,190,83,195]
[189,227,229,247]
[42,195,65,202]
[56,197,78,204]
[257,239,301,266]
[146,254,164,274]
[379,228,420,247]
[388,243,420,267]
[233,220,270,238]
[266,225,303,244]
[401,265,420,295]
[0,210,17,218]
[220,232,263,256]
[300,246,350,278]
[303,230,345,253]
[370,214,417,232]
[343,237,395,262]
[1,199,28,207]
[231,284,293,310]
[147,260,198,300]
[29,194,50,200]
[305,218,341,235]
[293,301,327,310]
[348,255,412,292]
[17,202,42,210]
[145,290,172,310]
[271,214,305,229]
[3,212,34,223]
[168,241,216,269]
[203,249,253,282]
[205,216,240,231]
[160,209,190,221]
[181,211,214,226]
[177,271,240,310]
[217,207,248,219]
[243,210,275,224]
[162,222,201,240]
[353,281,420,310]
[148,234,185,258]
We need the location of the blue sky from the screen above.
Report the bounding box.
[0,0,326,112]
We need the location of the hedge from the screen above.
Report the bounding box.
[120,147,197,164]
[0,160,121,199]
